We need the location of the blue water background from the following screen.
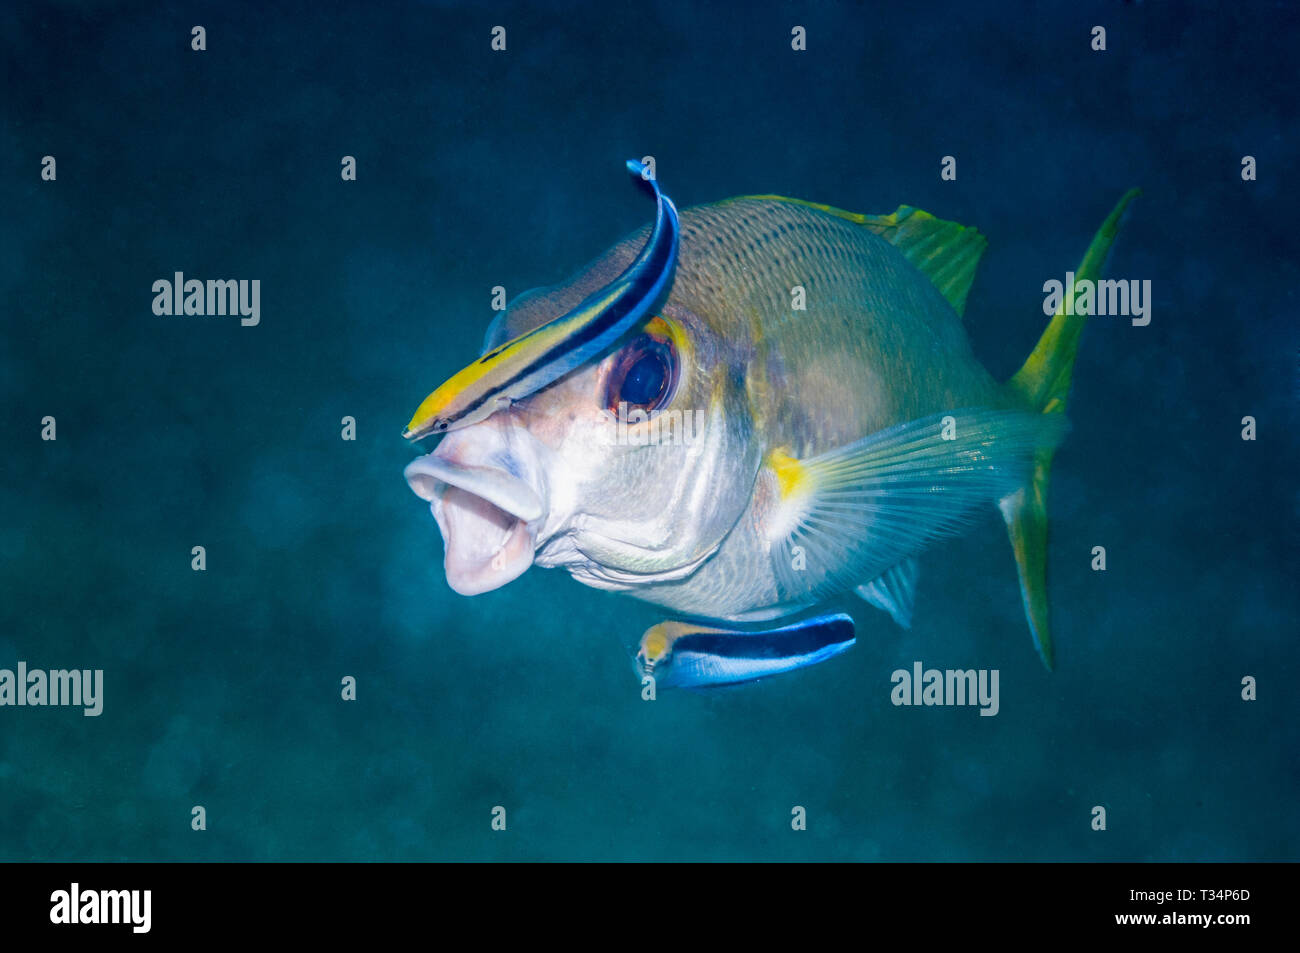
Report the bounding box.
[1,0,1296,860]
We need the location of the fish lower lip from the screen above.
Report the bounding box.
[487,523,514,560]
[434,487,537,596]
[404,453,545,596]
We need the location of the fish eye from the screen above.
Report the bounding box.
[623,353,666,406]
[605,333,677,415]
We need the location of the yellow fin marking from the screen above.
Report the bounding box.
[766,448,806,500]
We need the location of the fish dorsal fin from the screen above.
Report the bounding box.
[741,195,988,318]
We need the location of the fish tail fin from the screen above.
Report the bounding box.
[1002,189,1140,670]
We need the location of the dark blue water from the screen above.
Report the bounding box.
[2,0,1296,860]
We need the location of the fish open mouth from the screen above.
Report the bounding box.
[404,454,544,596]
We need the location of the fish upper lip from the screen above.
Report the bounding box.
[403,454,544,523]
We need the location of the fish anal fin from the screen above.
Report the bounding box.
[855,556,919,629]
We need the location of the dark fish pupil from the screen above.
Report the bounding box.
[621,353,667,406]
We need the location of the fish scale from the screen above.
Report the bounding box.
[501,199,1008,456]
[661,200,1011,458]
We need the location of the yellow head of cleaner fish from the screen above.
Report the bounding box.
[404,160,1138,684]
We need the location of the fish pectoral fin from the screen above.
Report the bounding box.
[764,408,1066,606]
[637,614,855,689]
[855,556,919,629]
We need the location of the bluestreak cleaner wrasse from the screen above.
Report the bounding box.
[403,161,1139,683]
[403,161,679,440]
[635,614,855,689]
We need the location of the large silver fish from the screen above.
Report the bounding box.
[403,161,1137,686]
